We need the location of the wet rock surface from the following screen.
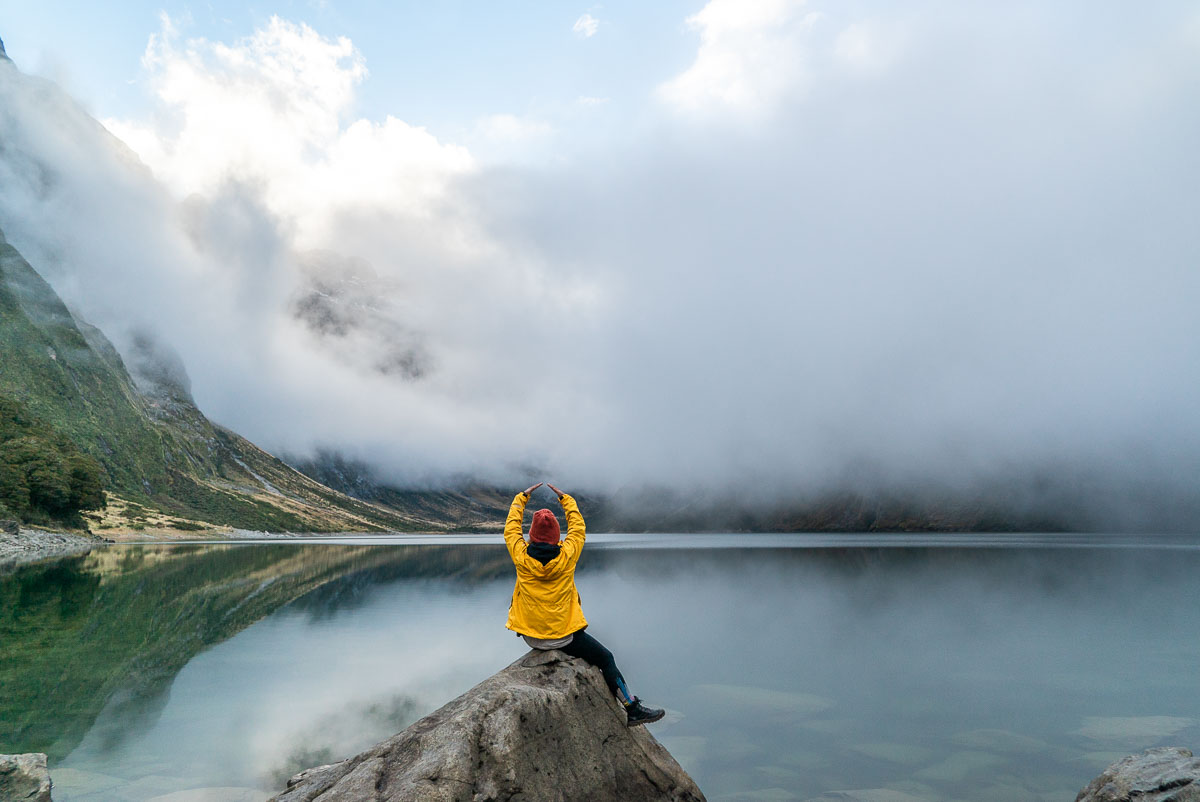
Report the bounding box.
[1076,747,1200,802]
[271,650,705,802]
[0,752,53,802]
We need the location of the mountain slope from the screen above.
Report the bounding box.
[0,225,450,532]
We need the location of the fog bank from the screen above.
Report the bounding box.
[0,4,1197,525]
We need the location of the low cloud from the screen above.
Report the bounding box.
[0,4,1197,525]
[474,113,554,143]
[832,18,907,75]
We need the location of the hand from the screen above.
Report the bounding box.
[522,482,543,496]
[547,483,565,499]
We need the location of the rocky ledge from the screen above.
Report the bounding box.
[1077,747,1200,801]
[0,525,103,570]
[0,753,53,802]
[271,650,705,802]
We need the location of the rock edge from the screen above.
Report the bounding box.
[0,752,53,802]
[0,526,102,570]
[1077,747,1200,802]
[271,649,705,802]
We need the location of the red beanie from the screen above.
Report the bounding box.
[529,509,561,544]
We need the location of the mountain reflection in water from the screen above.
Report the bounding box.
[2,536,1199,801]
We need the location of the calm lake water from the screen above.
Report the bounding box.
[3,534,1200,801]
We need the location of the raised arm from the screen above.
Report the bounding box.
[504,483,540,562]
[548,484,586,565]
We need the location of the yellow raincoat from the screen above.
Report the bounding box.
[504,491,588,639]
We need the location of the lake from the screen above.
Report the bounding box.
[3,534,1199,801]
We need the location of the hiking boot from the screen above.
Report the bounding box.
[624,697,665,727]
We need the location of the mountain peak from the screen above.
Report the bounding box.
[0,35,8,61]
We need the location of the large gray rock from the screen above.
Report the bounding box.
[0,753,53,802]
[271,650,705,802]
[1076,747,1200,801]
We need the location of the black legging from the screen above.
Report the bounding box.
[560,629,631,703]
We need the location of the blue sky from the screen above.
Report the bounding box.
[1,1,701,143]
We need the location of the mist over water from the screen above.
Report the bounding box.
[16,540,1200,800]
[0,5,1198,525]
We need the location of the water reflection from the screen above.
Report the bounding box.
[0,543,511,764]
[2,540,1200,801]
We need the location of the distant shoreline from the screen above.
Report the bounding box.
[7,527,1200,570]
[0,525,461,568]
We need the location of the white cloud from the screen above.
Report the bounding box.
[474,113,553,142]
[833,18,906,75]
[576,95,610,106]
[3,4,1200,525]
[658,0,821,117]
[573,13,600,39]
[104,16,473,250]
[1,15,602,484]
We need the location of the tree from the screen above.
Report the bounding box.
[67,455,105,512]
[0,398,107,522]
[0,457,30,513]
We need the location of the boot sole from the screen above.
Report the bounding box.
[626,710,666,727]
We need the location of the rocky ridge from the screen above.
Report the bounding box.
[0,753,52,801]
[1077,747,1200,801]
[272,649,705,802]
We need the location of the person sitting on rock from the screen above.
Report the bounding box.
[505,482,665,727]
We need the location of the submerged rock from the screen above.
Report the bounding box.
[1073,717,1197,750]
[805,791,928,802]
[1076,747,1200,801]
[0,752,53,802]
[271,650,705,801]
[145,788,266,801]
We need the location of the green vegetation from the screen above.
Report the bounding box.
[0,397,106,526]
[0,233,170,500]
[0,225,446,533]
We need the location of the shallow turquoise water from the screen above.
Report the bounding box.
[4,534,1200,801]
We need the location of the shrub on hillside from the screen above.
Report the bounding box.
[0,397,107,525]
